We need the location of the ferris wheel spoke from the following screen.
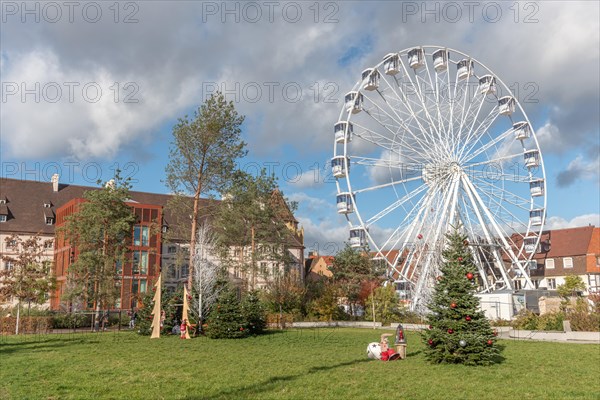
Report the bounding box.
[455,91,487,155]
[462,174,534,288]
[354,175,424,195]
[393,62,444,145]
[458,107,502,161]
[422,58,447,141]
[381,62,440,147]
[462,126,514,164]
[471,183,531,226]
[467,153,526,169]
[351,123,427,165]
[471,176,533,209]
[378,189,433,252]
[361,104,432,157]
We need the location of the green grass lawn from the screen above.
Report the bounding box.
[1,328,599,400]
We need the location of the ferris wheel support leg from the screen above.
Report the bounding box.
[462,175,534,290]
[411,176,460,312]
[456,202,493,292]
[460,174,513,290]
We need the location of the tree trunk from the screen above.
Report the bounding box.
[251,225,256,290]
[188,182,203,290]
[371,291,376,329]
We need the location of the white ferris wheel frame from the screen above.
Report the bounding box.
[332,45,547,313]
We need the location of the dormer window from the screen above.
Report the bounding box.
[43,202,52,208]
[46,217,55,225]
[0,198,6,204]
[0,215,6,223]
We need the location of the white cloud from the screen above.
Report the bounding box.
[556,154,600,187]
[545,214,600,230]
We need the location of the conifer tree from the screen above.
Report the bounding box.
[205,286,248,339]
[422,227,501,366]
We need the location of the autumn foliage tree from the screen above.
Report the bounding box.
[330,244,384,316]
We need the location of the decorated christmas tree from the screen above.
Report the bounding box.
[205,286,248,339]
[422,227,501,366]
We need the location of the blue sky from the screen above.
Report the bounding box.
[1,1,598,254]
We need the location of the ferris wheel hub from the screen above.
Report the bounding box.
[422,162,461,185]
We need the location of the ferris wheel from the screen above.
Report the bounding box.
[332,46,547,313]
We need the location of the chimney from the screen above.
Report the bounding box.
[51,174,59,192]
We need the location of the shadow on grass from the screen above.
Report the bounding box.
[0,336,93,355]
[184,358,372,400]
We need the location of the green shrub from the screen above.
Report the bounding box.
[511,309,538,330]
[51,313,91,329]
[536,312,565,331]
[569,300,600,332]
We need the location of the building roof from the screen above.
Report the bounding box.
[508,225,597,260]
[0,178,304,250]
[0,177,213,237]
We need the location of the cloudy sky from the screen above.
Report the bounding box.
[1,1,599,254]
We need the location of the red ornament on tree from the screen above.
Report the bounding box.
[428,325,433,329]
[487,339,493,345]
[463,240,469,246]
[447,329,454,334]
[417,234,423,239]
[428,339,433,345]
[465,316,471,321]
[436,276,442,281]
[450,302,457,309]
[466,272,474,280]
[240,327,244,331]
[458,257,463,262]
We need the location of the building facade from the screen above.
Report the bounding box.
[0,176,304,310]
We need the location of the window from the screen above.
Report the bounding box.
[596,256,600,266]
[0,199,5,204]
[139,251,148,274]
[132,280,139,294]
[0,215,7,222]
[260,262,268,276]
[547,278,556,290]
[181,264,189,278]
[234,265,240,279]
[46,217,54,225]
[545,259,555,269]
[7,239,16,248]
[133,251,148,274]
[139,279,147,294]
[133,225,150,246]
[167,265,177,279]
[5,261,14,270]
[43,202,51,208]
[115,259,123,274]
[532,279,540,289]
[563,257,573,269]
[43,240,53,249]
[167,245,177,254]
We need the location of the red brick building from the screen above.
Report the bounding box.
[52,198,164,311]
